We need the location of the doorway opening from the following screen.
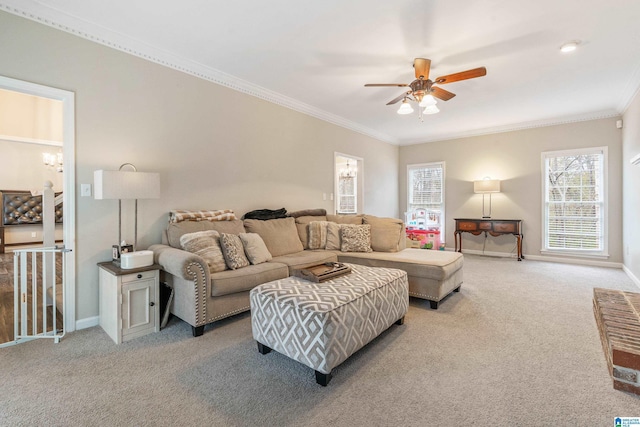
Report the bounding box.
[0,75,76,344]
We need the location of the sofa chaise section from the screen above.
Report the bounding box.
[336,248,463,309]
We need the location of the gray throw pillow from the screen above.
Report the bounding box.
[219,233,250,270]
[340,224,373,253]
[239,233,272,265]
[179,230,227,273]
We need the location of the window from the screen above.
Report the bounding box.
[407,162,445,238]
[542,147,607,255]
[338,173,356,213]
[336,154,359,214]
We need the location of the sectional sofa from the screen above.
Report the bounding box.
[150,212,463,336]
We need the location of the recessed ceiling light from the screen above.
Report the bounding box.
[560,40,581,53]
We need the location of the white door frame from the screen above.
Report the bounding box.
[0,75,76,332]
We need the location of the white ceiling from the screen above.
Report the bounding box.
[3,0,640,145]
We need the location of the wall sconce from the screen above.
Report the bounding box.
[94,163,160,252]
[473,177,500,218]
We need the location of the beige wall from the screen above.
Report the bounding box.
[622,90,640,282]
[0,139,63,191]
[0,88,63,143]
[0,11,399,322]
[399,118,623,262]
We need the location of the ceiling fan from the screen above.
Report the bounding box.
[365,58,486,120]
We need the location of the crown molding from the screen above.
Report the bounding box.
[399,110,621,146]
[2,1,636,148]
[0,1,399,145]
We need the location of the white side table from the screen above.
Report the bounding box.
[98,261,160,344]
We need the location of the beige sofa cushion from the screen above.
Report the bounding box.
[294,215,328,249]
[166,219,246,248]
[244,217,304,257]
[363,215,404,252]
[327,214,363,225]
[337,249,463,281]
[210,262,289,297]
[326,222,342,250]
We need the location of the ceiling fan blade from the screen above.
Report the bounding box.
[431,86,456,101]
[365,83,409,87]
[386,91,411,105]
[414,58,431,79]
[435,67,487,84]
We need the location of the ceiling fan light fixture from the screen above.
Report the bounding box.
[560,40,580,53]
[423,104,440,115]
[397,99,414,115]
[419,94,437,107]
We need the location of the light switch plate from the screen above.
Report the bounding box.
[81,183,92,197]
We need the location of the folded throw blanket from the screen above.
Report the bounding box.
[170,209,236,223]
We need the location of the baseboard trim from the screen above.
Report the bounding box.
[460,249,623,269]
[623,265,640,290]
[75,316,99,330]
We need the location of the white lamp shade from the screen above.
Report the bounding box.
[473,179,500,193]
[423,105,440,115]
[94,170,160,200]
[419,94,437,107]
[397,101,414,115]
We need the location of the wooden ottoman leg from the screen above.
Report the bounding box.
[395,316,405,325]
[257,341,272,355]
[454,286,461,292]
[192,325,204,337]
[315,370,332,386]
[430,300,439,310]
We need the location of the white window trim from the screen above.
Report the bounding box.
[406,161,446,240]
[540,146,609,258]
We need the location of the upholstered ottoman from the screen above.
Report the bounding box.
[250,263,408,386]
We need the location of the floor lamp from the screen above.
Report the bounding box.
[473,178,500,218]
[94,163,160,254]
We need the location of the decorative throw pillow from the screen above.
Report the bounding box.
[325,222,342,251]
[179,230,227,273]
[219,233,250,270]
[308,221,329,250]
[340,224,373,253]
[239,233,272,265]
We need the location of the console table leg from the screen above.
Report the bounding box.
[517,234,523,261]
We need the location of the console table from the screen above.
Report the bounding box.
[454,218,524,261]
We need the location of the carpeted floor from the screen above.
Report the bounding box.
[1,255,639,426]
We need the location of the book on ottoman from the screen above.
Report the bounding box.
[292,262,351,282]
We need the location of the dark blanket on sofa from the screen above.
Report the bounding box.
[243,208,287,220]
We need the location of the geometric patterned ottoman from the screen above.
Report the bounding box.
[250,263,409,386]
